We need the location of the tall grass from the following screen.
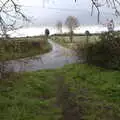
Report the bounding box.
[0,37,51,61]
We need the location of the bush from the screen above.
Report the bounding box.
[86,32,120,70]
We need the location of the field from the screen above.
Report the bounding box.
[51,35,100,49]
[0,37,52,61]
[0,64,120,120]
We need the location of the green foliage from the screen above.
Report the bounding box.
[86,32,120,70]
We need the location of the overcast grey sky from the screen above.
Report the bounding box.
[19,0,120,26]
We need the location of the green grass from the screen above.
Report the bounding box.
[0,37,52,61]
[0,70,61,120]
[60,64,120,119]
[0,64,120,119]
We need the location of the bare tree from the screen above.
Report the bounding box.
[56,21,62,33]
[0,0,28,39]
[0,0,28,79]
[65,16,79,42]
[75,0,120,23]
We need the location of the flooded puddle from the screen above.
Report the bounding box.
[1,40,81,72]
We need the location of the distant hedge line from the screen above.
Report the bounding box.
[51,33,101,37]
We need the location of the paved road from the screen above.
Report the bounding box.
[3,40,81,72]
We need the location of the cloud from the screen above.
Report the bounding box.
[19,0,120,26]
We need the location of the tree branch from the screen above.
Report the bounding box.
[75,0,120,23]
[0,0,29,38]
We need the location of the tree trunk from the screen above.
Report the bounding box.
[70,30,73,43]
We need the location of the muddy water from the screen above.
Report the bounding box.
[2,40,81,72]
